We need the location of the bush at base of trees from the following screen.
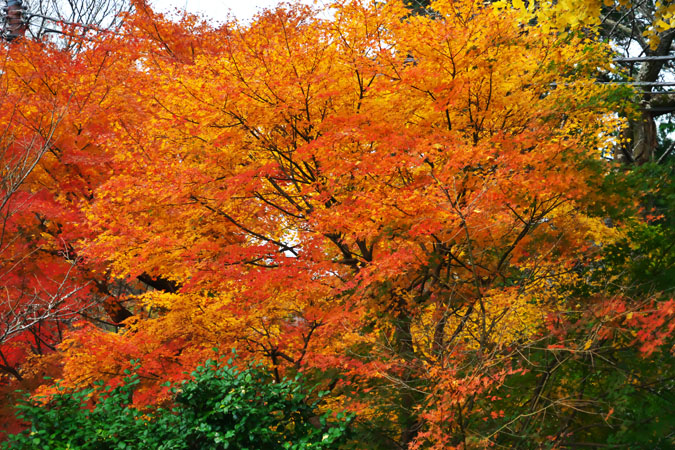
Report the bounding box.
[3,356,352,450]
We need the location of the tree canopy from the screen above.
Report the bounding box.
[0,0,673,448]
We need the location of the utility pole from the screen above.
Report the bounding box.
[1,0,27,41]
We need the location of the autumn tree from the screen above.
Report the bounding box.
[0,0,672,448]
[0,0,150,380]
[34,0,646,447]
[0,1,142,434]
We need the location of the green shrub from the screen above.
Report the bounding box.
[4,357,352,450]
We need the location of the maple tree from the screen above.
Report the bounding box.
[0,39,91,380]
[0,7,141,432]
[0,0,672,448]
[48,0,628,445]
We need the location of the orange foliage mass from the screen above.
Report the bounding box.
[1,0,670,447]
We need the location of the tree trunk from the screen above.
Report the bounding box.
[619,28,675,165]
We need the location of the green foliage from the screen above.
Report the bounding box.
[473,336,674,448]
[657,121,674,156]
[3,357,352,450]
[470,157,675,448]
[601,160,675,295]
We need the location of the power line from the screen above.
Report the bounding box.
[636,91,675,95]
[643,106,675,113]
[599,81,675,87]
[613,56,675,63]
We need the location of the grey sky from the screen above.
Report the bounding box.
[149,0,315,23]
